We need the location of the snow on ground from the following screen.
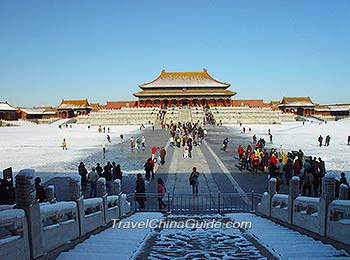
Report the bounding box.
[228,119,350,179]
[0,123,139,172]
[228,213,350,260]
[56,212,163,260]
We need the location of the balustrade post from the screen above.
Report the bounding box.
[67,177,85,236]
[267,178,277,217]
[339,184,349,200]
[288,176,300,224]
[45,185,56,203]
[96,177,107,197]
[15,169,44,259]
[319,174,336,236]
[111,179,121,195]
[96,177,108,223]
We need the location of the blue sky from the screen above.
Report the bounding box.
[0,0,349,106]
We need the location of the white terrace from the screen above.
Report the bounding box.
[77,106,296,126]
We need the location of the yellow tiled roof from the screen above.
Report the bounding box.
[281,96,314,105]
[133,89,236,97]
[140,69,230,88]
[58,99,90,109]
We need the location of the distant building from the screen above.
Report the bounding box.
[278,97,315,116]
[103,101,136,110]
[269,101,281,111]
[18,107,57,120]
[133,69,236,107]
[57,99,92,118]
[314,104,350,119]
[90,103,101,112]
[0,101,18,120]
[231,99,270,108]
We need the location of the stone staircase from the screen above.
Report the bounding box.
[211,106,296,124]
[177,108,192,122]
[77,107,160,125]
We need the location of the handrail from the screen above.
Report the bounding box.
[124,192,263,214]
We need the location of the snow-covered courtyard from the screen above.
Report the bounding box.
[0,121,139,172]
[229,119,350,179]
[1,119,349,180]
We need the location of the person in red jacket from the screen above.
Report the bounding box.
[269,153,278,166]
[238,145,244,160]
[151,146,157,160]
[293,159,301,176]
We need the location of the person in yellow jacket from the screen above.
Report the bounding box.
[62,138,67,150]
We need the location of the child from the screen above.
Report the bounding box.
[183,144,189,159]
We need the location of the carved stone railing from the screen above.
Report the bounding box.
[0,209,29,259]
[327,200,350,245]
[257,174,350,246]
[106,195,119,223]
[83,198,104,234]
[271,194,289,223]
[40,202,79,252]
[293,197,320,234]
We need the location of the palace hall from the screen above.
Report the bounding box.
[133,69,236,107]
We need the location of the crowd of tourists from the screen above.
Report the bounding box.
[168,121,206,153]
[78,161,123,198]
[236,134,349,197]
[129,135,146,151]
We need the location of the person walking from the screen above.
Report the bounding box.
[62,138,68,150]
[88,167,98,198]
[157,178,167,210]
[104,162,113,194]
[325,135,331,146]
[78,162,88,191]
[348,136,350,145]
[238,145,244,160]
[160,147,166,165]
[116,163,122,181]
[222,137,229,151]
[151,146,157,160]
[284,158,294,185]
[135,173,146,210]
[340,172,349,187]
[156,147,161,164]
[187,137,193,158]
[96,163,103,177]
[144,158,153,182]
[102,140,106,158]
[183,143,189,159]
[135,136,140,150]
[318,135,323,147]
[130,137,135,151]
[252,134,257,144]
[189,167,200,195]
[141,135,145,150]
[111,162,122,186]
[35,177,46,203]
